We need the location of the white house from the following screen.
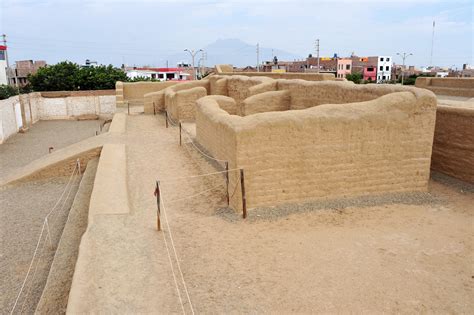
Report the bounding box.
[376,56,392,83]
[125,67,190,81]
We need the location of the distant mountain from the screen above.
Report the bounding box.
[164,38,303,68]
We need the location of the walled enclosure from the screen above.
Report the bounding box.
[195,80,437,210]
[116,81,179,108]
[143,74,334,121]
[415,77,474,97]
[0,91,115,144]
[431,104,474,183]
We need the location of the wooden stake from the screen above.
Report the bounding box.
[165,111,169,128]
[154,181,161,231]
[240,169,247,219]
[179,122,182,146]
[153,101,156,115]
[225,162,229,206]
[127,101,130,115]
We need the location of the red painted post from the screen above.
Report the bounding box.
[154,181,161,231]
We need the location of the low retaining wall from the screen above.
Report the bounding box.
[196,82,437,210]
[415,77,474,97]
[0,91,115,144]
[431,105,474,183]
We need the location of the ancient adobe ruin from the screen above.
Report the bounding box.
[140,75,437,210]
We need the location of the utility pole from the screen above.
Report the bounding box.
[396,52,413,85]
[256,43,260,72]
[2,34,11,85]
[430,20,435,67]
[184,48,203,80]
[201,52,207,77]
[315,39,320,73]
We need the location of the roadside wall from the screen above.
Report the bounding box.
[431,105,474,183]
[196,83,437,210]
[415,77,474,97]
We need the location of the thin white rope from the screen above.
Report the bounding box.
[166,183,224,204]
[166,111,178,127]
[160,168,240,183]
[161,195,195,315]
[181,129,228,163]
[9,221,46,314]
[161,220,186,314]
[19,231,48,313]
[45,163,78,219]
[9,162,79,314]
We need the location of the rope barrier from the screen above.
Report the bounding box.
[165,183,225,204]
[181,130,228,164]
[9,161,80,314]
[160,168,240,183]
[161,217,186,314]
[161,194,195,315]
[166,111,179,127]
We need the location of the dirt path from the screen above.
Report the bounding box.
[122,114,473,313]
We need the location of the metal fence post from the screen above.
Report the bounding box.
[240,169,247,219]
[127,101,130,115]
[153,101,156,115]
[165,111,169,128]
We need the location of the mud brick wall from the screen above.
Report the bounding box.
[243,90,290,115]
[196,83,437,210]
[164,80,210,121]
[431,105,474,183]
[415,77,474,97]
[116,81,179,108]
[218,72,335,81]
[225,76,273,115]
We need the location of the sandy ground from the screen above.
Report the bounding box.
[120,114,473,313]
[0,120,101,313]
[0,119,103,180]
[0,176,81,313]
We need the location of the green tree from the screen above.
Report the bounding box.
[0,84,18,100]
[346,72,363,84]
[27,61,127,91]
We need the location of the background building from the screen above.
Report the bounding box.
[125,67,190,81]
[0,45,7,85]
[336,58,352,78]
[10,60,47,86]
[376,56,393,82]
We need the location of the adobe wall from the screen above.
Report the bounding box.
[0,92,115,143]
[218,72,335,81]
[116,81,179,108]
[431,105,474,183]
[196,82,437,210]
[415,77,474,97]
[0,96,20,143]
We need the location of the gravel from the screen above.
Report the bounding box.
[215,190,443,222]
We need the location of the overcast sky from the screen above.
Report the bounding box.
[0,0,472,68]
